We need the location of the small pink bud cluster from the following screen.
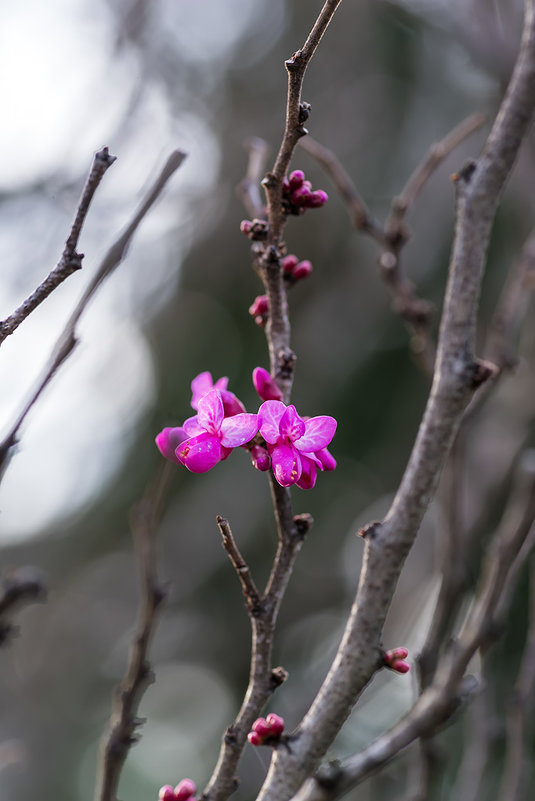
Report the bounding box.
[282,170,328,215]
[384,647,410,674]
[240,218,268,241]
[249,294,269,327]
[159,779,196,801]
[248,255,312,327]
[281,253,313,283]
[248,713,285,746]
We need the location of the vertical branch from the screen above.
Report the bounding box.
[94,462,172,801]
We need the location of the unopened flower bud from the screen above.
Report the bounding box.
[251,444,271,472]
[288,169,305,190]
[159,786,176,801]
[384,647,410,674]
[249,295,269,318]
[306,190,328,208]
[240,220,253,234]
[266,713,285,735]
[292,259,312,280]
[281,254,299,273]
[253,366,283,401]
[248,730,262,746]
[174,779,196,801]
[252,718,272,737]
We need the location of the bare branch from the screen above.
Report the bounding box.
[216,515,262,614]
[94,461,173,801]
[289,450,535,801]
[497,561,535,801]
[255,2,535,798]
[0,147,116,346]
[0,150,187,480]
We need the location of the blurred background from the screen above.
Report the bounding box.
[0,1,533,799]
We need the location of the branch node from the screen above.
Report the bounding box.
[316,759,343,789]
[358,520,381,539]
[452,159,477,185]
[465,358,499,389]
[277,348,296,379]
[270,665,289,689]
[293,513,314,539]
[299,102,312,124]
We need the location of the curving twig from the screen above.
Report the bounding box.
[94,461,173,801]
[0,150,187,481]
[0,566,47,645]
[0,147,116,346]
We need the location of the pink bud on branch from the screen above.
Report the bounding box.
[158,779,196,801]
[383,647,410,674]
[248,713,285,746]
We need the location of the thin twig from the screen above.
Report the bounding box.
[237,138,269,220]
[300,113,486,373]
[256,2,535,798]
[202,512,310,801]
[0,150,187,480]
[496,560,535,801]
[216,516,262,614]
[0,566,47,646]
[0,147,116,346]
[94,460,173,801]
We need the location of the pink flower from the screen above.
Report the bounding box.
[155,427,188,464]
[258,401,336,488]
[177,389,259,473]
[252,366,283,402]
[191,371,245,416]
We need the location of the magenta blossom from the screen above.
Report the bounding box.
[177,389,258,473]
[190,371,245,416]
[155,426,188,464]
[258,401,336,488]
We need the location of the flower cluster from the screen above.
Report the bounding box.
[248,713,285,746]
[159,779,196,801]
[155,370,336,489]
[282,170,328,215]
[383,647,410,674]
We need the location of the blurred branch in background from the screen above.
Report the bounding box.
[0,147,116,347]
[0,566,47,646]
[0,150,186,480]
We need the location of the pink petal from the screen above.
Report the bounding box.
[294,415,337,452]
[296,455,317,489]
[316,447,337,471]
[176,433,222,473]
[280,405,306,442]
[183,414,205,437]
[258,400,286,444]
[155,427,188,463]
[221,390,246,416]
[197,389,224,434]
[220,413,259,447]
[271,443,301,487]
[252,367,283,402]
[191,371,228,409]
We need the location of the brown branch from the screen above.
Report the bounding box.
[94,461,173,801]
[0,150,187,480]
[260,0,343,401]
[237,138,269,220]
[0,566,47,646]
[255,2,535,798]
[202,509,311,801]
[299,113,486,373]
[216,516,262,614]
[497,559,535,801]
[289,450,535,801]
[0,147,116,346]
